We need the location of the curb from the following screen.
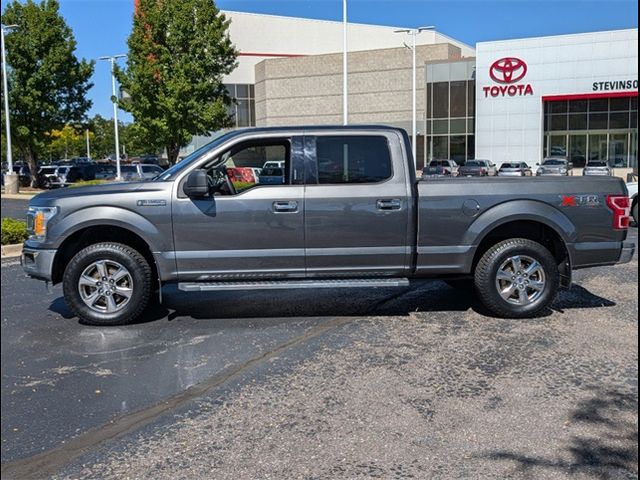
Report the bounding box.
[1,193,37,200]
[1,244,22,258]
[0,192,40,200]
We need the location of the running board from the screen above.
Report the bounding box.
[178,278,410,292]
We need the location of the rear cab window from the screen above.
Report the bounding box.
[311,135,392,184]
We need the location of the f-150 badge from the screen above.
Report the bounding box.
[559,195,600,208]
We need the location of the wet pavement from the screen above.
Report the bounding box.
[1,198,29,220]
[1,229,637,479]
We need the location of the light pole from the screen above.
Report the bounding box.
[85,128,91,159]
[394,26,435,169]
[99,54,126,180]
[1,24,18,192]
[342,0,348,125]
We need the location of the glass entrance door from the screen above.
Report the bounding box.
[608,133,628,168]
[568,135,587,168]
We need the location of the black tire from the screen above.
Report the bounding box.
[633,201,638,226]
[474,238,559,318]
[63,242,152,326]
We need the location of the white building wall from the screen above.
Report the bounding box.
[222,10,475,84]
[475,29,638,166]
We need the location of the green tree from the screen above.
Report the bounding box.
[117,0,237,165]
[1,0,94,185]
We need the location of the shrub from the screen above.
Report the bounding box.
[1,218,28,245]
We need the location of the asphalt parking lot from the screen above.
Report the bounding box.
[1,229,637,479]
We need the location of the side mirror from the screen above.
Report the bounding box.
[536,163,540,166]
[184,169,209,198]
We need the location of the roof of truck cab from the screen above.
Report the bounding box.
[230,125,408,135]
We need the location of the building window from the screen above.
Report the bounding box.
[224,84,256,128]
[543,95,638,169]
[425,59,476,167]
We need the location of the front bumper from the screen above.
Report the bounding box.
[618,241,636,264]
[21,246,57,281]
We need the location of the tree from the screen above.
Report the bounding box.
[46,124,87,159]
[117,0,237,165]
[1,0,94,185]
[86,114,161,160]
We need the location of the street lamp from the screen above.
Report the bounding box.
[394,26,435,169]
[1,24,18,192]
[342,0,348,125]
[98,54,126,180]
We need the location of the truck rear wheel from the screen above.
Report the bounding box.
[62,242,152,326]
[474,238,559,318]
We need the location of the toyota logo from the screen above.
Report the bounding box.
[489,57,527,84]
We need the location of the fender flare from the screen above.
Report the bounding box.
[463,200,577,265]
[48,206,168,253]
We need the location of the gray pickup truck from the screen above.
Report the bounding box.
[22,126,634,326]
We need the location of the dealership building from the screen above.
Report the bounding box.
[191,11,638,173]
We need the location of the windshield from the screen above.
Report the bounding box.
[40,167,56,174]
[465,161,484,167]
[155,130,236,181]
[587,161,607,167]
[501,163,519,169]
[542,159,566,166]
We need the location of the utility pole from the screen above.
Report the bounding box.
[85,128,91,159]
[98,54,126,179]
[394,26,435,169]
[342,0,348,125]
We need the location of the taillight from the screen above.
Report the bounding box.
[480,168,487,175]
[606,195,630,230]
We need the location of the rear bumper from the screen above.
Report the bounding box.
[569,240,635,269]
[21,246,57,281]
[618,241,635,264]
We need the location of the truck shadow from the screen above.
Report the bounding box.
[478,387,638,478]
[48,281,615,324]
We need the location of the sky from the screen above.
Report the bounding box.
[51,0,639,120]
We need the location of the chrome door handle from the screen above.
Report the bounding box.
[376,199,402,211]
[273,201,298,213]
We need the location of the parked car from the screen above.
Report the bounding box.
[21,125,634,326]
[38,165,82,188]
[120,164,165,181]
[498,162,533,177]
[2,165,31,187]
[458,159,498,177]
[258,166,285,185]
[262,160,285,170]
[536,157,573,176]
[94,164,117,180]
[423,159,459,178]
[582,161,612,177]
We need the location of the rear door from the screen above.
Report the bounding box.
[303,131,412,277]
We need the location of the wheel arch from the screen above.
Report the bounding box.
[51,225,159,288]
[466,201,575,287]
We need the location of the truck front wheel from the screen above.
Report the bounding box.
[474,238,559,318]
[62,242,152,326]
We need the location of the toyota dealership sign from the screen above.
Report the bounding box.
[482,57,534,97]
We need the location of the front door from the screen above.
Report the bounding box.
[303,132,412,277]
[172,137,306,281]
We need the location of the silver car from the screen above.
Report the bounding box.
[582,161,612,176]
[498,162,533,177]
[536,157,573,176]
[121,164,165,181]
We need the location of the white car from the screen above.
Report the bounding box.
[627,180,638,225]
[262,160,285,170]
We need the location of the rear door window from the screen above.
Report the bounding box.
[313,135,392,184]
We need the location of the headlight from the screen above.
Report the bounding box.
[560,168,567,173]
[27,206,58,241]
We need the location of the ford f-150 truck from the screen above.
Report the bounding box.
[22,126,635,325]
